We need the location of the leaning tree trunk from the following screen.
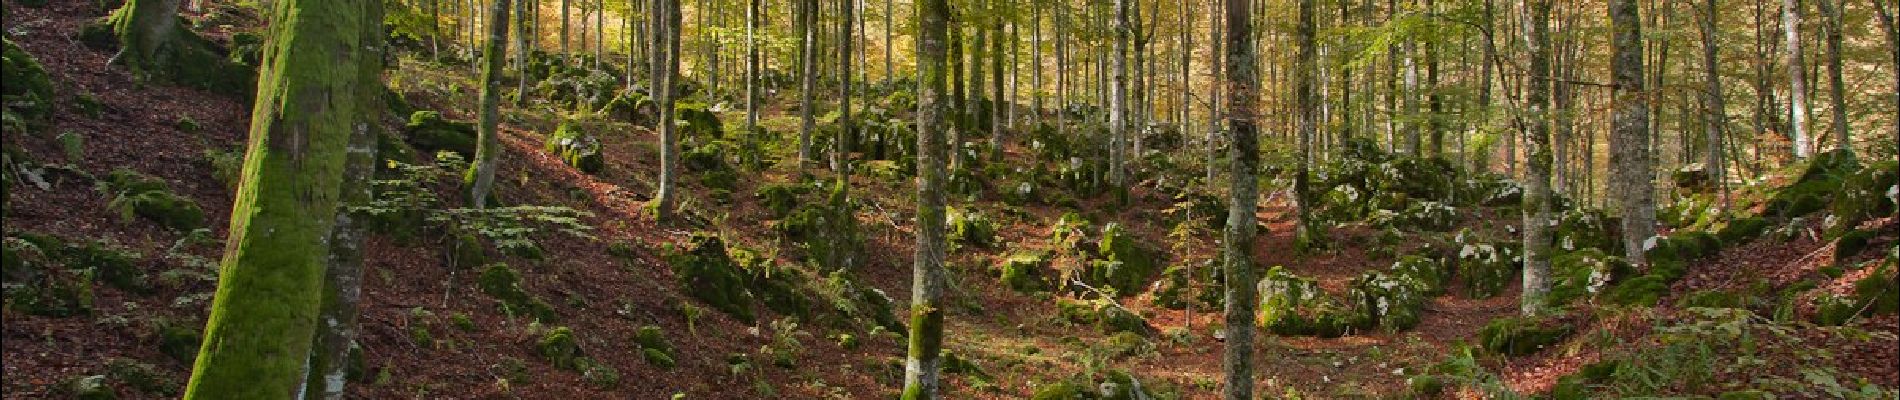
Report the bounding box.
[305,3,386,398]
[1818,0,1849,153]
[1220,0,1260,398]
[1610,0,1655,264]
[182,0,381,397]
[1781,0,1811,158]
[901,0,950,397]
[467,0,512,209]
[654,0,682,221]
[1520,0,1554,315]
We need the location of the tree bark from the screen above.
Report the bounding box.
[654,0,682,221]
[1111,0,1131,193]
[836,0,855,178]
[1877,0,1900,142]
[1294,0,1316,249]
[747,0,761,137]
[1611,0,1657,264]
[182,0,380,397]
[1220,0,1259,398]
[1781,0,1811,158]
[1520,0,1554,315]
[1818,0,1848,153]
[799,0,819,167]
[307,3,385,398]
[901,0,950,397]
[1700,0,1729,200]
[468,0,512,209]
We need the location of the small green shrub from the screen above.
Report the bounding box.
[537,326,581,370]
[99,169,203,231]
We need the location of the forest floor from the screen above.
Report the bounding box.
[4,1,1897,399]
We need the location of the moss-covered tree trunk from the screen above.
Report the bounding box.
[653,0,682,221]
[1520,0,1555,315]
[1610,0,1655,264]
[467,0,512,209]
[1220,0,1259,397]
[305,3,385,396]
[183,0,381,397]
[102,0,252,94]
[902,0,950,397]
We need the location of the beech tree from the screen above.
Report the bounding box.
[653,0,683,220]
[1520,0,1554,315]
[182,0,382,397]
[1610,0,1655,264]
[467,0,513,209]
[1219,0,1260,397]
[901,0,951,397]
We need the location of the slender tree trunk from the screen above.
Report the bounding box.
[516,0,533,104]
[1294,0,1316,248]
[799,0,819,166]
[1781,0,1811,158]
[182,0,380,397]
[308,3,385,398]
[1611,0,1656,264]
[1700,0,1730,201]
[654,0,682,220]
[1818,0,1849,153]
[992,12,1007,161]
[901,0,950,397]
[468,0,513,209]
[1877,0,1900,141]
[747,0,761,137]
[1220,0,1260,397]
[1032,4,1043,127]
[886,0,894,87]
[1111,0,1131,193]
[836,0,855,177]
[1520,0,1554,315]
[560,0,570,56]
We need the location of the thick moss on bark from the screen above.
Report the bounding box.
[182,1,381,397]
[101,0,256,96]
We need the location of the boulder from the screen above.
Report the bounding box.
[543,121,604,174]
[1457,241,1521,299]
[1258,266,1368,337]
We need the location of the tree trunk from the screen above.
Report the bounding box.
[560,0,570,56]
[468,0,512,209]
[182,0,380,397]
[836,0,855,178]
[1700,0,1729,200]
[1294,0,1316,249]
[516,0,533,105]
[886,0,895,87]
[1610,0,1656,264]
[654,0,682,220]
[901,0,950,397]
[1877,0,1900,142]
[747,0,761,137]
[1781,0,1811,158]
[992,13,1007,161]
[799,0,819,167]
[1032,4,1043,127]
[1110,0,1130,193]
[1818,0,1848,153]
[307,3,385,398]
[1220,0,1260,396]
[1520,0,1554,315]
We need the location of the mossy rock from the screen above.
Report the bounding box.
[1387,255,1450,295]
[1029,381,1090,400]
[1150,260,1218,310]
[1554,208,1620,253]
[641,347,676,369]
[1602,274,1669,306]
[105,358,176,396]
[64,374,114,400]
[1457,242,1520,299]
[544,121,605,174]
[664,234,756,322]
[1825,160,1898,240]
[598,91,655,124]
[1831,229,1876,262]
[476,263,557,322]
[157,320,202,364]
[1815,262,1899,325]
[2,234,97,317]
[1346,271,1429,332]
[1764,149,1859,219]
[682,140,731,172]
[947,207,997,248]
[101,169,204,231]
[1548,248,1633,306]
[1079,223,1160,294]
[1477,315,1574,356]
[67,240,145,293]
[1716,217,1771,244]
[403,111,477,157]
[999,251,1053,293]
[1097,370,1155,400]
[537,326,582,370]
[2,39,56,126]
[1372,156,1458,201]
[1671,163,1716,192]
[753,183,807,218]
[1257,266,1369,337]
[773,184,861,270]
[676,102,724,139]
[1097,332,1153,360]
